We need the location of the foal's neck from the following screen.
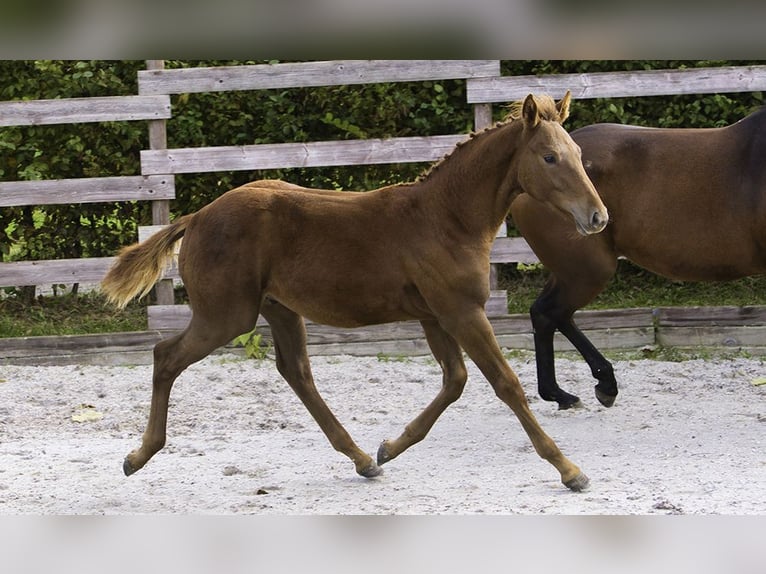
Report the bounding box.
[418,121,523,239]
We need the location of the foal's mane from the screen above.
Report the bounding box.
[416,94,560,183]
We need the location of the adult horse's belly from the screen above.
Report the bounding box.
[615,225,765,282]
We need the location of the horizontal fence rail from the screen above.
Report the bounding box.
[467,65,766,103]
[0,257,116,286]
[138,60,501,95]
[140,135,468,175]
[0,175,174,207]
[0,95,171,126]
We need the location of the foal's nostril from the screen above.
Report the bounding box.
[591,209,608,230]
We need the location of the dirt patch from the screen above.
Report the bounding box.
[0,352,763,514]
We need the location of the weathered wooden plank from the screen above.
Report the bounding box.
[657,325,766,348]
[0,331,171,367]
[656,305,766,327]
[0,175,175,207]
[571,307,655,330]
[138,60,501,95]
[0,257,115,287]
[490,237,538,264]
[0,95,171,127]
[491,307,655,333]
[495,327,654,353]
[0,330,165,355]
[141,135,468,175]
[467,65,766,103]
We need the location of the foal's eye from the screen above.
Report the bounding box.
[543,154,556,164]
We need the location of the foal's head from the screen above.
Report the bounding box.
[513,92,608,235]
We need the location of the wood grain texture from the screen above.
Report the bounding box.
[138,60,501,95]
[467,65,766,103]
[0,175,174,207]
[141,135,468,174]
[0,257,116,287]
[0,95,171,126]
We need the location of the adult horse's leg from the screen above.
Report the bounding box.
[531,275,618,409]
[377,319,468,465]
[123,309,256,476]
[260,298,382,478]
[443,307,588,491]
[530,283,582,409]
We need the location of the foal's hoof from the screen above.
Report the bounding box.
[564,472,590,492]
[376,441,393,465]
[358,462,384,479]
[123,457,137,477]
[595,386,617,408]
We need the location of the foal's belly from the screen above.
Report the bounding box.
[265,284,432,329]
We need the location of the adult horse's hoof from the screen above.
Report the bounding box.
[595,386,617,408]
[123,457,137,477]
[557,394,583,410]
[564,472,590,492]
[358,462,384,478]
[559,397,583,411]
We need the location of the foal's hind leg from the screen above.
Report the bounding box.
[377,319,468,465]
[123,310,256,476]
[260,299,382,478]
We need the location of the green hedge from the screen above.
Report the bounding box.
[1,60,763,268]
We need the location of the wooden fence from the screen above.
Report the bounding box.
[3,61,766,361]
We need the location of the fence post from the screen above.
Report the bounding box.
[145,60,175,306]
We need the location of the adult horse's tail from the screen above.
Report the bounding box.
[101,215,192,309]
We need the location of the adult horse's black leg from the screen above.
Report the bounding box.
[555,318,617,407]
[260,298,382,478]
[530,295,583,409]
[377,319,468,465]
[531,292,618,409]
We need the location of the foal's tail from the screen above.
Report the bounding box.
[101,215,193,309]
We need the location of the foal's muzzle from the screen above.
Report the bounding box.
[576,208,609,235]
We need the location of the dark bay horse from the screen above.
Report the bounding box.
[511,106,766,410]
[101,93,608,491]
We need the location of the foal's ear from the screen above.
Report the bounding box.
[556,90,572,123]
[522,94,540,129]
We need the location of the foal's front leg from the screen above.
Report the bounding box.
[377,319,468,465]
[443,307,589,491]
[261,300,382,478]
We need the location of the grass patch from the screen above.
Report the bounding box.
[0,291,146,337]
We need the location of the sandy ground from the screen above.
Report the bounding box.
[0,351,763,515]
